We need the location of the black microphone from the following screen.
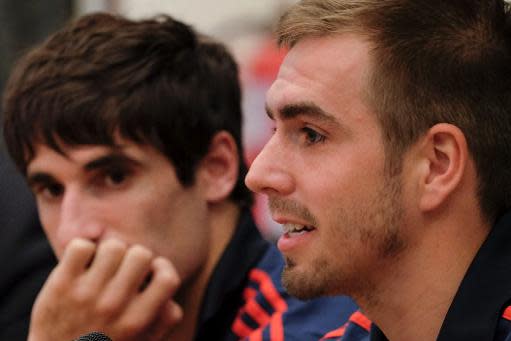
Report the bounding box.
[75,331,112,341]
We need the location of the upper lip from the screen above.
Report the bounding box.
[271,214,316,228]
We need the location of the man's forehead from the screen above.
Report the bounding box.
[266,34,372,120]
[265,77,298,118]
[279,34,370,78]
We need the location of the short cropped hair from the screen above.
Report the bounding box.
[277,0,511,222]
[3,13,252,207]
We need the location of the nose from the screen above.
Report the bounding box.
[245,137,295,197]
[56,187,104,248]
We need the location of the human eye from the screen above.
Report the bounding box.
[33,182,65,201]
[92,166,133,190]
[301,126,326,145]
[102,167,132,188]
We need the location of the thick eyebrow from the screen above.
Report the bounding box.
[27,173,57,190]
[83,153,142,172]
[265,101,340,127]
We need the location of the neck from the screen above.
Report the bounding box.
[358,208,490,341]
[167,201,240,341]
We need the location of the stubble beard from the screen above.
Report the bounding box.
[281,172,406,301]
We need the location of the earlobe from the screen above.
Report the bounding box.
[418,123,468,212]
[197,131,239,203]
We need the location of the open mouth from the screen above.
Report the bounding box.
[282,223,316,237]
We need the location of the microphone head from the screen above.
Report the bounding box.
[76,331,112,341]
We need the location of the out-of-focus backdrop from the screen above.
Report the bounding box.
[0,0,296,240]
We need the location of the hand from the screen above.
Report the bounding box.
[28,238,183,341]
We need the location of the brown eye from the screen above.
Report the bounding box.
[48,183,64,196]
[39,182,64,200]
[109,170,126,184]
[105,169,127,186]
[102,167,133,188]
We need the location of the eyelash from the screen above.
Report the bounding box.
[301,126,326,145]
[96,167,132,187]
[271,124,327,146]
[38,182,64,199]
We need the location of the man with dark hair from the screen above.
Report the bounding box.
[246,0,511,340]
[3,12,356,341]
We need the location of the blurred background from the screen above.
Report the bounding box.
[0,0,297,240]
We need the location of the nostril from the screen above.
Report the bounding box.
[262,187,281,196]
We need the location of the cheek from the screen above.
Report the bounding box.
[122,190,209,275]
[305,169,384,227]
[307,174,391,255]
[300,144,386,203]
[115,196,174,243]
[37,204,64,257]
[43,225,64,259]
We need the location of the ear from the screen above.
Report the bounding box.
[416,123,468,212]
[196,131,239,203]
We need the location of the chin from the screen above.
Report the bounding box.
[281,260,329,300]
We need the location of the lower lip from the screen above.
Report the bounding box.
[277,229,316,253]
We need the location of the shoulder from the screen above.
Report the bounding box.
[320,311,371,341]
[232,245,358,340]
[496,306,511,341]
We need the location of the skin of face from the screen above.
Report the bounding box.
[26,139,211,285]
[245,34,407,301]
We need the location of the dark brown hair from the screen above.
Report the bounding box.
[277,0,511,222]
[3,13,252,207]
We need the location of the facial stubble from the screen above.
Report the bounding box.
[281,172,406,301]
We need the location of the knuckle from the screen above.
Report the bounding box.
[102,239,128,254]
[153,256,173,271]
[72,284,97,304]
[164,302,183,325]
[154,257,179,279]
[119,316,146,336]
[68,238,96,254]
[97,295,124,317]
[129,244,153,262]
[47,269,71,292]
[154,267,179,290]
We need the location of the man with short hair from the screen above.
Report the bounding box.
[246,0,511,340]
[2,12,356,341]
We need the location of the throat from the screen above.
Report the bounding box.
[166,275,207,341]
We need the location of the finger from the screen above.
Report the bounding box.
[125,257,180,327]
[84,239,128,290]
[105,244,154,299]
[146,301,183,341]
[58,238,97,278]
[142,256,180,299]
[165,301,183,327]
